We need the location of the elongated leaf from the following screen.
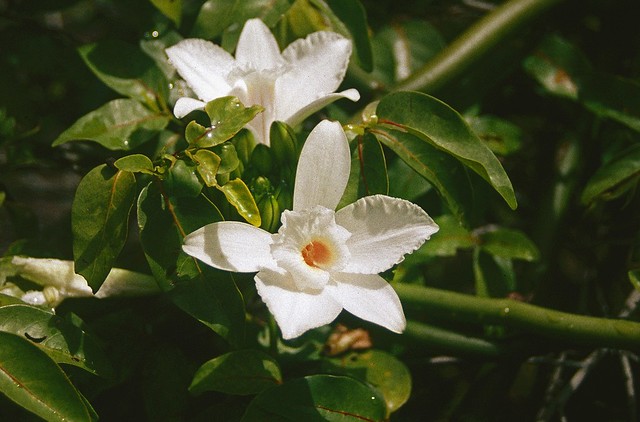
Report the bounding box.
[78,40,167,107]
[52,99,170,150]
[137,182,245,345]
[114,154,155,174]
[0,331,93,422]
[218,178,261,226]
[241,375,386,421]
[581,145,640,204]
[466,114,523,156]
[190,350,282,395]
[339,133,388,208]
[72,165,137,291]
[374,128,474,224]
[0,305,112,376]
[322,350,411,414]
[377,91,517,209]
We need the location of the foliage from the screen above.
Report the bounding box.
[1,0,640,420]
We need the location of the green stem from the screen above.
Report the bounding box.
[395,284,640,351]
[393,0,566,93]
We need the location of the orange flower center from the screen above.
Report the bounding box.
[301,241,331,268]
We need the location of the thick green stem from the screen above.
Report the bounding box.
[393,0,566,93]
[396,284,640,351]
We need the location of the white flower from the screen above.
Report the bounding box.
[183,120,439,339]
[0,256,160,308]
[166,18,360,145]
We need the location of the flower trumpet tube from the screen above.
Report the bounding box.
[183,120,439,339]
[166,19,360,145]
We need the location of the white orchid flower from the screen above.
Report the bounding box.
[0,256,159,308]
[183,120,439,339]
[165,18,360,145]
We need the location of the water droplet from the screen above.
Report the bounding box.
[503,307,510,315]
[168,83,174,90]
[151,30,159,38]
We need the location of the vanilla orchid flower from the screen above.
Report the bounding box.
[183,120,439,339]
[165,19,360,145]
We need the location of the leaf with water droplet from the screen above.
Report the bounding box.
[192,96,263,148]
[218,178,261,226]
[193,149,221,187]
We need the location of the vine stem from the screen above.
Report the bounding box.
[393,0,566,93]
[395,284,640,351]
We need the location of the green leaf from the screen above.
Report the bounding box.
[140,30,183,79]
[0,305,112,376]
[165,159,203,197]
[190,349,282,395]
[192,0,293,40]
[193,149,222,187]
[416,214,476,257]
[137,182,245,345]
[149,0,182,26]
[241,375,386,421]
[72,165,136,291]
[78,40,167,107]
[114,154,155,174]
[473,248,517,298]
[218,178,261,226]
[339,133,388,209]
[630,270,640,291]
[52,99,170,150]
[374,128,474,224]
[376,91,517,210]
[0,331,93,422]
[581,145,640,205]
[196,97,263,147]
[322,350,411,415]
[215,143,241,175]
[318,0,373,71]
[269,121,299,172]
[479,228,540,262]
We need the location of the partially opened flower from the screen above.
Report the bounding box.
[166,19,360,145]
[183,120,439,339]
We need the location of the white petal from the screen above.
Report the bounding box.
[276,31,353,121]
[284,89,360,128]
[293,120,350,211]
[255,269,342,339]
[182,222,275,272]
[235,19,282,70]
[173,97,206,118]
[330,273,406,333]
[94,268,160,298]
[9,257,93,295]
[336,195,439,273]
[166,39,234,101]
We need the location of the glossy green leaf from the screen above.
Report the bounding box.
[0,305,112,376]
[257,193,281,233]
[72,165,136,291]
[386,156,432,201]
[218,178,261,226]
[0,331,93,422]
[215,143,241,174]
[196,97,264,148]
[193,149,222,187]
[137,182,245,345]
[466,114,523,156]
[417,214,476,257]
[317,0,373,71]
[190,349,282,395]
[374,128,474,224]
[377,92,517,210]
[241,375,386,421]
[149,0,182,26]
[479,228,540,262]
[78,40,167,107]
[114,154,155,174]
[339,133,388,208]
[370,20,445,86]
[581,145,640,205]
[165,159,203,197]
[269,121,299,172]
[322,350,411,414]
[52,99,170,150]
[192,0,293,40]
